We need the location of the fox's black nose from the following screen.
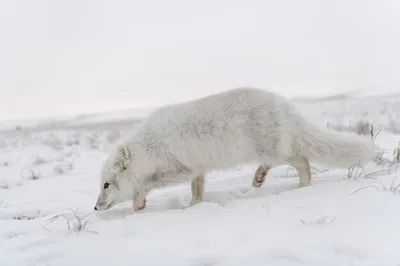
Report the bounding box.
[94,206,97,211]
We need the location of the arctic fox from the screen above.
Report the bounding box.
[94,87,375,211]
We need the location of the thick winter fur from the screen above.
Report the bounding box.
[94,87,375,211]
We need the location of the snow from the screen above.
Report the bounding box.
[1,92,400,266]
[0,107,154,132]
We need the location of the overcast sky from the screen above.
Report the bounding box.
[1,0,399,120]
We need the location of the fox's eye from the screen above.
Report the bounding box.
[103,182,110,189]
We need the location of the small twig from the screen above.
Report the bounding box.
[349,185,382,195]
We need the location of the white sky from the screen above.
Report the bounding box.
[1,0,399,120]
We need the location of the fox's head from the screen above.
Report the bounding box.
[94,144,136,211]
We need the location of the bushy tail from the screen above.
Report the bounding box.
[299,125,376,168]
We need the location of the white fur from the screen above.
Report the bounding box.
[94,87,375,211]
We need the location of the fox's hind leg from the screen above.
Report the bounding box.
[189,174,205,206]
[287,156,311,188]
[252,163,272,188]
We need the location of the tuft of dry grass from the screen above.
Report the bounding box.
[370,125,383,144]
[43,208,95,234]
[300,214,339,226]
[41,134,64,150]
[21,169,41,180]
[394,145,400,163]
[327,119,373,136]
[86,133,100,149]
[350,176,400,195]
[13,209,44,220]
[374,149,392,166]
[355,120,373,136]
[344,164,390,180]
[0,180,10,189]
[66,139,80,146]
[374,145,400,173]
[32,156,49,165]
[53,163,74,175]
[345,164,366,180]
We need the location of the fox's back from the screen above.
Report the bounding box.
[140,87,288,170]
[146,87,281,132]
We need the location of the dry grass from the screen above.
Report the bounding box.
[350,176,400,195]
[0,180,10,189]
[300,214,339,226]
[327,119,373,136]
[346,146,399,181]
[32,156,49,165]
[373,141,400,174]
[43,208,95,234]
[86,133,101,149]
[53,163,74,175]
[0,180,22,189]
[355,120,373,136]
[21,169,41,180]
[374,149,392,166]
[41,133,64,150]
[344,163,391,180]
[336,118,400,179]
[13,209,44,220]
[370,125,383,144]
[394,145,400,163]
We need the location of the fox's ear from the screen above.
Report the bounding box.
[115,144,132,169]
[117,144,131,160]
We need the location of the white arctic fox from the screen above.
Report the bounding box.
[94,87,375,211]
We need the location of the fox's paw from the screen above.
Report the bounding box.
[134,198,146,211]
[252,175,266,187]
[252,169,267,187]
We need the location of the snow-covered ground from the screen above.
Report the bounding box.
[1,90,400,266]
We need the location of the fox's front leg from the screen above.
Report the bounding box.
[133,186,151,211]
